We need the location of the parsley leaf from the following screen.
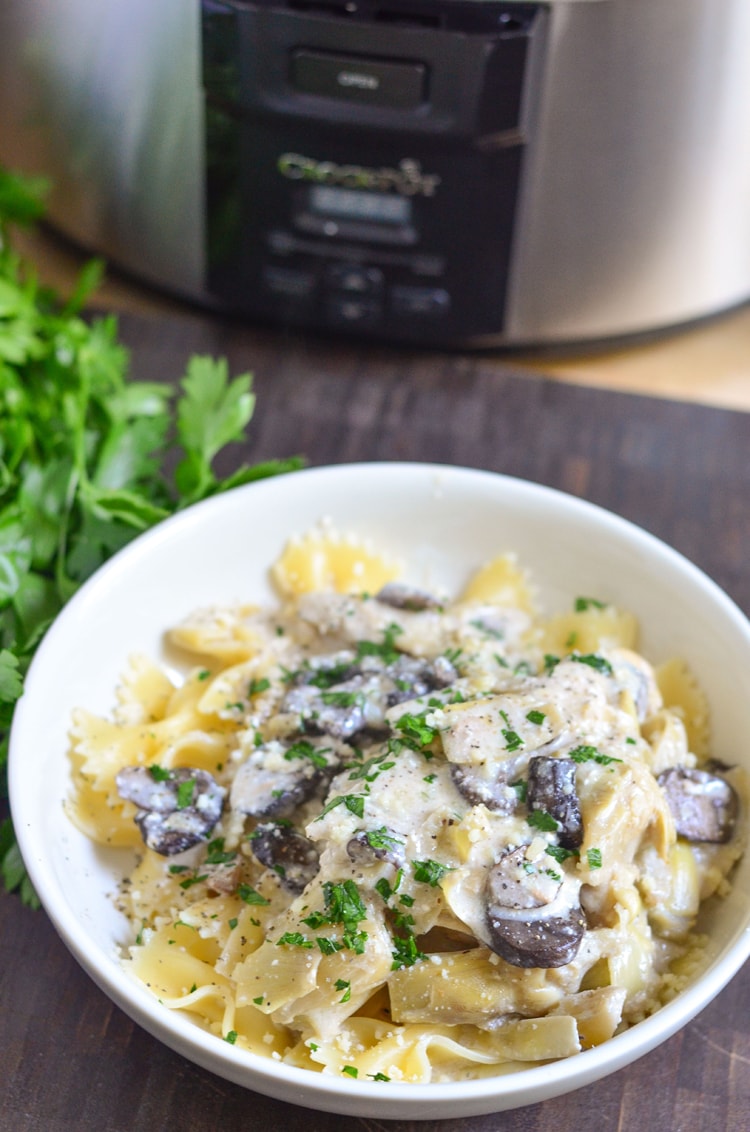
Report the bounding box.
[238,884,270,906]
[570,652,614,675]
[284,739,331,770]
[391,932,427,970]
[412,858,453,886]
[527,809,560,833]
[395,712,440,751]
[574,597,607,611]
[569,745,622,766]
[546,845,579,864]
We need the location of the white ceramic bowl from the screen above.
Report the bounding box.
[10,462,750,1119]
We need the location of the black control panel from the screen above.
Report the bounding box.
[202,0,545,344]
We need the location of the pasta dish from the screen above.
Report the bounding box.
[67,532,745,1083]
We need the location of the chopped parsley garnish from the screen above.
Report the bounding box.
[284,739,331,769]
[175,778,196,809]
[253,995,264,1005]
[205,837,237,865]
[302,880,369,953]
[526,709,546,725]
[317,937,343,955]
[356,622,403,665]
[412,858,454,886]
[546,845,579,864]
[569,745,622,766]
[375,876,396,902]
[342,1065,359,1078]
[168,864,189,875]
[238,883,270,906]
[543,654,560,673]
[587,848,603,869]
[228,917,238,930]
[316,793,367,821]
[247,677,271,696]
[423,773,437,784]
[570,652,613,675]
[469,618,504,640]
[511,779,528,803]
[149,764,171,782]
[224,1030,238,1044]
[320,690,363,708]
[499,710,524,750]
[276,931,314,949]
[178,873,208,890]
[363,827,404,852]
[305,661,353,689]
[335,978,352,1003]
[369,1073,391,1082]
[527,809,560,833]
[395,711,440,751]
[574,596,607,611]
[391,933,427,970]
[501,728,524,752]
[348,751,397,783]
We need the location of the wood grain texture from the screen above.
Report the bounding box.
[2,312,749,1132]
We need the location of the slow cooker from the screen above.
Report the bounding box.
[1,0,750,347]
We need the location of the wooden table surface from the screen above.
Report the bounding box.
[3,306,750,1132]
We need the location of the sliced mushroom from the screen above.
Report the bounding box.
[485,845,586,968]
[527,756,583,849]
[385,653,457,708]
[451,764,519,814]
[375,582,442,611]
[346,826,406,868]
[203,860,243,895]
[249,822,319,894]
[283,653,456,740]
[229,740,337,819]
[657,766,738,843]
[115,766,225,856]
[282,673,377,739]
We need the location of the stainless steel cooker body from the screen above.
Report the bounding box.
[1,0,749,347]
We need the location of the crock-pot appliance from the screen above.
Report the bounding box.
[2,0,750,348]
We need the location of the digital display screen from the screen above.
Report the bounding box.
[309,185,412,225]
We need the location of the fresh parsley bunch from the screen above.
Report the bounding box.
[0,168,303,904]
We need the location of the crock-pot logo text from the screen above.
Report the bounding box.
[277,154,441,197]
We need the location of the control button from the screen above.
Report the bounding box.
[262,265,316,300]
[291,50,426,110]
[325,295,382,327]
[326,263,384,295]
[391,285,450,316]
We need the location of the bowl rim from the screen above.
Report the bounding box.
[10,461,750,1116]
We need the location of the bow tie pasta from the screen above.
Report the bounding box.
[67,535,745,1084]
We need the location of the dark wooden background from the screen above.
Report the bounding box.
[2,311,749,1131]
